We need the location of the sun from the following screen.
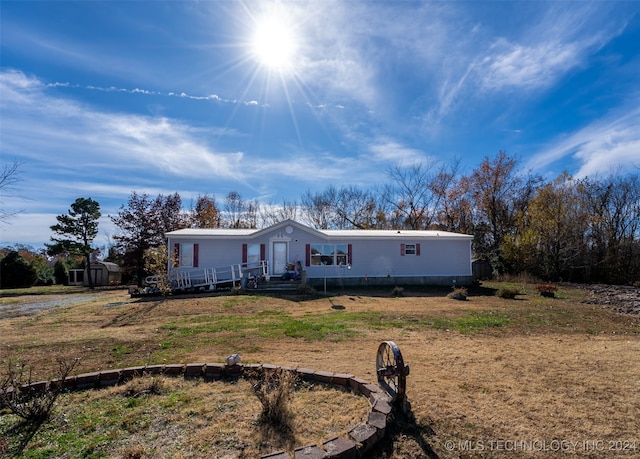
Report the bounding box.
[250,12,298,72]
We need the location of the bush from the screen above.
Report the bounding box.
[0,251,37,289]
[295,284,315,295]
[496,287,520,299]
[536,284,557,297]
[0,358,79,454]
[53,260,68,285]
[447,287,468,300]
[246,368,298,428]
[536,284,557,293]
[391,286,404,297]
[120,375,166,398]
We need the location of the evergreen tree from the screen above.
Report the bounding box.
[47,198,101,289]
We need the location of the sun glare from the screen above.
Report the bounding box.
[251,14,298,72]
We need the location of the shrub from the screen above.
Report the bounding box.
[0,251,37,289]
[496,287,520,299]
[120,375,166,398]
[391,286,404,297]
[447,287,468,301]
[536,284,557,297]
[246,368,298,428]
[536,284,557,293]
[295,284,315,295]
[0,357,79,454]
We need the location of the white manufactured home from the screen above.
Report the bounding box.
[164,219,473,290]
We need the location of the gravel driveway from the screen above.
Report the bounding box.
[0,294,100,320]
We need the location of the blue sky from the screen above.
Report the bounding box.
[1,1,639,248]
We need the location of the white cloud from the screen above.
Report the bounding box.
[415,2,632,130]
[0,70,247,182]
[573,135,640,178]
[479,39,581,91]
[96,114,247,180]
[526,103,640,178]
[477,4,624,92]
[367,138,427,165]
[0,213,116,249]
[0,68,396,218]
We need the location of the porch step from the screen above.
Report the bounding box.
[253,278,303,292]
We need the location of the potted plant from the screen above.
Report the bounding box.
[536,284,557,298]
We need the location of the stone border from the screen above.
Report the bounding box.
[8,362,394,458]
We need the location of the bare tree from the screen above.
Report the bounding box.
[223,191,259,228]
[260,199,299,226]
[0,160,24,223]
[580,173,640,283]
[334,186,383,229]
[378,160,453,230]
[465,151,542,270]
[224,191,245,228]
[299,188,337,229]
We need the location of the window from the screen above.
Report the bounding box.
[310,244,350,266]
[311,244,330,265]
[180,243,194,267]
[401,243,420,256]
[173,243,199,267]
[335,244,348,265]
[247,244,260,265]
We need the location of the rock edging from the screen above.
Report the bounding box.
[9,362,395,458]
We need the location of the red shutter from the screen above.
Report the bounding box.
[400,243,405,256]
[305,244,311,266]
[348,244,352,265]
[416,243,421,256]
[260,244,266,261]
[242,244,248,264]
[173,243,180,267]
[193,244,199,267]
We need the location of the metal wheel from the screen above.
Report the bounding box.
[376,341,409,403]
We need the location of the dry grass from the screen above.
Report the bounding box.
[9,375,367,458]
[1,283,640,458]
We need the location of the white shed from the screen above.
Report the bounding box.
[68,261,121,287]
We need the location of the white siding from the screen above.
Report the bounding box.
[166,220,472,285]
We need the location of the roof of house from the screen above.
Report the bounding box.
[166,219,473,241]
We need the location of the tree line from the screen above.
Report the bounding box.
[106,151,640,285]
[1,151,639,287]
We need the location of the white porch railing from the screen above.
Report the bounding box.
[163,260,269,292]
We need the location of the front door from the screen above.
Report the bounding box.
[272,241,288,275]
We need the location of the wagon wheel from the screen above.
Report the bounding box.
[376,341,409,403]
